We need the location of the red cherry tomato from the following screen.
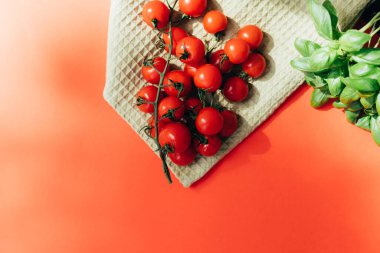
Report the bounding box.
[159,123,191,153]
[179,0,207,17]
[194,135,222,157]
[219,110,238,138]
[196,107,224,135]
[163,27,188,54]
[168,147,197,166]
[142,57,168,84]
[176,36,205,65]
[183,58,205,78]
[163,70,193,97]
[136,85,161,113]
[185,97,203,114]
[203,10,228,34]
[147,116,167,138]
[242,53,266,78]
[222,76,249,102]
[158,96,185,122]
[224,38,250,64]
[237,25,263,50]
[194,64,222,92]
[142,0,170,29]
[209,49,234,73]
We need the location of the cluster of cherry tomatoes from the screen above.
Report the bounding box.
[137,0,266,167]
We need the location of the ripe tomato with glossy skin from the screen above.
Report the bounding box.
[158,96,185,122]
[159,123,192,153]
[168,147,197,166]
[237,25,263,50]
[147,116,167,138]
[242,53,266,78]
[203,10,228,34]
[183,58,205,78]
[176,36,205,65]
[163,70,193,97]
[142,57,168,84]
[223,76,249,102]
[209,49,234,73]
[220,110,238,138]
[142,0,170,29]
[194,64,222,92]
[163,27,188,54]
[179,0,207,17]
[136,85,161,113]
[185,97,203,114]
[224,38,250,64]
[194,135,222,157]
[196,107,224,135]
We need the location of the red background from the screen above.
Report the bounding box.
[1,0,380,252]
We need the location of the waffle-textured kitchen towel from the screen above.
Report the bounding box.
[104,0,370,187]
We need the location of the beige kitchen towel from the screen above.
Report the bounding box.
[104,0,369,187]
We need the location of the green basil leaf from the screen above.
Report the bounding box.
[340,87,360,105]
[349,62,380,81]
[360,95,376,109]
[371,117,380,146]
[310,47,337,71]
[376,93,380,115]
[322,0,341,39]
[308,0,334,40]
[333,101,347,109]
[290,57,319,72]
[351,48,380,66]
[345,110,360,124]
[326,78,344,97]
[365,107,377,116]
[342,77,380,93]
[311,88,330,108]
[294,38,321,57]
[356,116,371,131]
[347,101,363,112]
[305,73,326,88]
[339,30,371,52]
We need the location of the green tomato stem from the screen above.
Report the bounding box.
[151,0,180,184]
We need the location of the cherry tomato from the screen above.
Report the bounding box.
[179,0,207,17]
[224,38,250,64]
[168,147,197,166]
[219,110,238,138]
[159,123,191,153]
[142,0,170,29]
[203,10,228,34]
[142,57,168,84]
[222,76,249,102]
[163,27,188,54]
[196,107,224,135]
[147,116,167,138]
[163,70,193,97]
[136,85,161,113]
[237,25,263,50]
[176,36,205,65]
[194,135,222,157]
[209,49,234,73]
[185,97,203,114]
[242,53,266,78]
[183,59,204,77]
[158,96,185,122]
[194,64,222,92]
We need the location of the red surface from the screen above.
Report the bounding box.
[1,1,380,252]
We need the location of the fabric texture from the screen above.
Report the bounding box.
[104,0,370,187]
